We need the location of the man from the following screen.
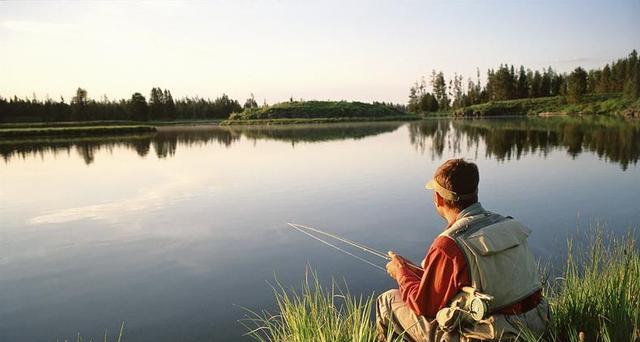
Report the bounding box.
[376,159,549,342]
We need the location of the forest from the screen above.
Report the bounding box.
[0,87,243,123]
[408,50,640,113]
[1,50,639,123]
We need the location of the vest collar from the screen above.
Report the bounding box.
[444,202,487,232]
[456,202,486,221]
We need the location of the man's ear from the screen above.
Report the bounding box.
[434,192,444,207]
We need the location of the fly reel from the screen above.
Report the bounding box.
[462,287,493,322]
[468,296,488,321]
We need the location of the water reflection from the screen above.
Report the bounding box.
[408,117,640,170]
[0,123,402,164]
[1,118,639,169]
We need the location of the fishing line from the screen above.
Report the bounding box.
[288,223,390,260]
[287,223,422,272]
[289,224,386,271]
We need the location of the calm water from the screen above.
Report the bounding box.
[1,117,639,341]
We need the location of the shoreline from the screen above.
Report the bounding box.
[220,115,421,125]
[0,125,157,138]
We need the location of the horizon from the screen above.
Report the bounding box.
[1,0,639,105]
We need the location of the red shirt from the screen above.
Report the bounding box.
[396,235,542,319]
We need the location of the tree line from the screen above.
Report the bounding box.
[409,50,640,113]
[0,87,243,123]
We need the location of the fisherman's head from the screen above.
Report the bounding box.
[426,158,479,220]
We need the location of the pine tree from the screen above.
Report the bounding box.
[163,90,176,119]
[516,66,528,99]
[431,71,449,111]
[71,87,88,121]
[623,50,640,100]
[129,92,148,121]
[149,87,165,119]
[567,67,588,103]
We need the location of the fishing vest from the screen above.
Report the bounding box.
[439,211,541,313]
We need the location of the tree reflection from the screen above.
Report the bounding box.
[0,123,402,164]
[408,117,640,170]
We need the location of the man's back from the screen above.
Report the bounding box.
[376,159,549,342]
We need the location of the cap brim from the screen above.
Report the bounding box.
[425,179,435,190]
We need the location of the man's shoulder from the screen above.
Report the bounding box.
[430,235,465,259]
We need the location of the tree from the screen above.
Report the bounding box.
[540,68,552,97]
[408,84,419,113]
[419,92,439,113]
[451,73,466,109]
[597,65,612,93]
[431,71,449,110]
[149,87,165,119]
[623,50,640,100]
[128,92,148,121]
[488,65,516,100]
[567,67,588,103]
[163,89,176,119]
[243,93,258,109]
[516,66,528,99]
[71,87,88,120]
[529,71,542,98]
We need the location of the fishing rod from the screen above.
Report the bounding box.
[287,223,422,272]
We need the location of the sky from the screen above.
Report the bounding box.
[0,0,638,104]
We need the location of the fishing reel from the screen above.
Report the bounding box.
[436,286,494,331]
[466,288,492,321]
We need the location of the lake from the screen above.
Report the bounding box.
[1,117,639,341]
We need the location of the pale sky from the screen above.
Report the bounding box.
[1,0,638,104]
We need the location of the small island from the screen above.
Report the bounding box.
[221,100,418,125]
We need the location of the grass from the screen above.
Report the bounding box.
[243,230,639,342]
[220,115,420,126]
[0,125,156,138]
[455,93,640,117]
[240,272,403,342]
[227,101,411,121]
[545,230,640,342]
[55,322,125,342]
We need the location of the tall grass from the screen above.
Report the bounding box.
[546,231,639,342]
[244,230,639,342]
[240,272,403,342]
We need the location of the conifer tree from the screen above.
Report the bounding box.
[567,67,588,103]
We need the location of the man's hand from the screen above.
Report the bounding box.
[386,251,408,281]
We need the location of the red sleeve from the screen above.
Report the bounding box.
[395,236,470,318]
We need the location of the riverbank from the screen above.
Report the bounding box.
[220,115,420,125]
[0,119,226,138]
[243,230,639,342]
[227,100,412,122]
[0,125,157,138]
[453,93,640,117]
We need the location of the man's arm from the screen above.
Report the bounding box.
[386,236,470,318]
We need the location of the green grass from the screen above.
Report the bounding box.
[244,230,639,342]
[455,93,639,117]
[220,115,420,126]
[0,125,156,138]
[240,272,403,342]
[545,230,640,342]
[227,101,410,121]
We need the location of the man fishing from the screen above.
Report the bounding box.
[376,159,550,341]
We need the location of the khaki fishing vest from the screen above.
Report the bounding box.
[439,211,541,313]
